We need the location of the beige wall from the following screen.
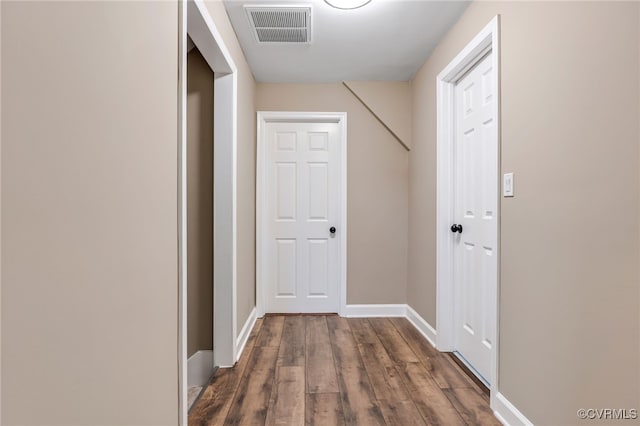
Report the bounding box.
[409,2,640,424]
[187,48,214,358]
[1,1,178,425]
[0,0,3,420]
[256,83,409,304]
[204,1,257,333]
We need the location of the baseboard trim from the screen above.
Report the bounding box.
[187,350,214,387]
[405,305,437,348]
[235,306,257,362]
[493,392,533,426]
[342,304,407,317]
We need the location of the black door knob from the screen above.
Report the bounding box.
[329,226,336,234]
[450,224,463,233]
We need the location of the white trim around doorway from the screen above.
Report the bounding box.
[178,0,238,424]
[256,111,348,318]
[435,14,501,409]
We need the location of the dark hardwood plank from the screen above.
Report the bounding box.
[278,315,305,367]
[224,367,275,426]
[189,368,239,426]
[378,399,427,426]
[430,355,480,390]
[266,366,305,425]
[335,365,386,426]
[306,342,339,393]
[305,316,339,393]
[327,320,385,425]
[233,317,264,373]
[328,328,362,367]
[368,318,419,363]
[356,342,410,402]
[210,318,274,425]
[305,393,345,426]
[349,318,410,402]
[256,315,285,347]
[217,316,265,385]
[446,353,490,398]
[389,317,481,391]
[247,317,264,348]
[247,346,279,371]
[347,318,379,344]
[443,387,502,426]
[388,317,438,358]
[397,362,466,426]
[190,319,265,425]
[305,316,331,346]
[325,315,350,332]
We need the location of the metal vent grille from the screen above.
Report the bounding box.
[245,6,312,44]
[250,10,307,28]
[255,28,308,43]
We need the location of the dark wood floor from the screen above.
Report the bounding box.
[189,315,500,425]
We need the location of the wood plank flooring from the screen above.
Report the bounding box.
[189,315,500,426]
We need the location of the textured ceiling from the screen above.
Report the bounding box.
[223,0,470,82]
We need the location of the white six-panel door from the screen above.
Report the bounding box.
[264,121,341,313]
[453,51,497,383]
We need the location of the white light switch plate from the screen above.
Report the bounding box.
[503,173,514,197]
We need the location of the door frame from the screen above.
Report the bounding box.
[178,0,238,424]
[256,111,348,317]
[435,15,500,404]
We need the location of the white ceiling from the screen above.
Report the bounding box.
[223,0,470,83]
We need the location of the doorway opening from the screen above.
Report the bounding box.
[178,1,238,424]
[185,42,214,411]
[435,16,501,409]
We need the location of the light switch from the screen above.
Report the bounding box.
[503,173,514,197]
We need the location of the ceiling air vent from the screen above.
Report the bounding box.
[245,6,312,44]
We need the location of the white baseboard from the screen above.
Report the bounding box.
[342,304,437,349]
[493,392,533,426]
[342,304,407,317]
[235,306,257,362]
[187,350,214,387]
[405,305,437,348]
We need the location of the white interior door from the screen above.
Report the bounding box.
[452,51,497,384]
[264,121,341,313]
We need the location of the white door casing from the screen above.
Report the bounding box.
[179,1,238,424]
[452,51,497,383]
[436,16,500,406]
[257,112,347,315]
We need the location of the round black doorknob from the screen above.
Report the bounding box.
[450,224,463,233]
[329,226,336,234]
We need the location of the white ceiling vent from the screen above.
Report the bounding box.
[245,6,312,44]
